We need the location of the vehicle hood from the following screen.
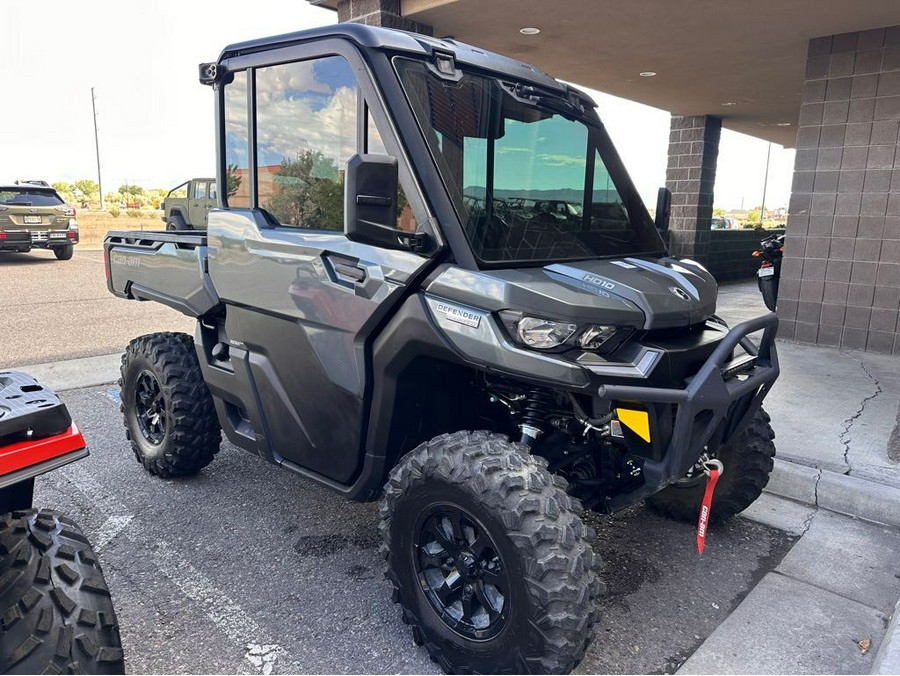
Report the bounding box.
[425,256,718,330]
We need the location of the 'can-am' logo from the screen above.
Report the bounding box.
[669,286,691,301]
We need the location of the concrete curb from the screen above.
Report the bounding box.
[873,596,900,674]
[5,353,122,392]
[765,457,900,529]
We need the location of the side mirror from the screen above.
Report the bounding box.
[345,154,405,249]
[655,186,671,233]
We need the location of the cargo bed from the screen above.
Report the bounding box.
[104,230,220,317]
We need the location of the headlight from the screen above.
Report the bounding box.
[500,311,627,352]
[517,317,577,349]
[577,325,618,350]
[500,311,577,350]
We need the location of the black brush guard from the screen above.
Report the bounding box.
[600,313,780,511]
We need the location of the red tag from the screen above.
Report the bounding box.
[696,468,720,554]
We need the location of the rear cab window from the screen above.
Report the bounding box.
[0,188,65,207]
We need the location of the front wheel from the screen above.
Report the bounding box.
[380,431,602,674]
[646,407,775,523]
[54,245,74,260]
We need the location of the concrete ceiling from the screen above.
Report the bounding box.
[314,0,900,147]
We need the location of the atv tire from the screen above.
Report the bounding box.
[380,431,602,674]
[646,407,775,524]
[120,332,221,477]
[758,276,778,312]
[0,509,124,674]
[54,245,74,261]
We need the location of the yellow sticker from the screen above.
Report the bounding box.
[616,408,651,443]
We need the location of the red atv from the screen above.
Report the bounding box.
[0,372,124,674]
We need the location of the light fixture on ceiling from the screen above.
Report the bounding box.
[639,71,657,77]
[775,122,792,127]
[519,27,541,35]
[721,101,737,106]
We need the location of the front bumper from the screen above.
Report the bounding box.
[600,313,780,511]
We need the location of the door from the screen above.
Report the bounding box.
[210,49,433,484]
[190,181,209,227]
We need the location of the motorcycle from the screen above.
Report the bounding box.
[753,232,784,312]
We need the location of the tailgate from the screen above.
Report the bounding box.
[104,230,220,317]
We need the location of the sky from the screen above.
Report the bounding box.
[0,0,794,210]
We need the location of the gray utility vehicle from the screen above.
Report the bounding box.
[161,178,216,230]
[104,24,780,675]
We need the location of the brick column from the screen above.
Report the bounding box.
[336,0,433,35]
[778,26,900,354]
[665,115,722,263]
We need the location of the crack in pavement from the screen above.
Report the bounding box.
[838,351,884,476]
[798,468,822,538]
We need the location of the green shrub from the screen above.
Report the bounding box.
[126,209,142,218]
[108,206,120,218]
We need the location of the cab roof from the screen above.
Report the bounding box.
[217,23,568,96]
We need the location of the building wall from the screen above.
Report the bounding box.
[706,229,785,282]
[778,27,900,354]
[665,115,721,263]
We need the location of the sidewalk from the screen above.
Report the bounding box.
[684,281,900,675]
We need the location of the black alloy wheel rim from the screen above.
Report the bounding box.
[134,371,167,445]
[414,504,510,641]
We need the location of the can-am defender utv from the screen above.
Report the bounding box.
[105,24,779,674]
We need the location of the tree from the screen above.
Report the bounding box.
[118,183,145,196]
[264,151,344,230]
[52,181,73,194]
[745,209,761,225]
[226,163,242,198]
[713,207,725,216]
[74,179,99,197]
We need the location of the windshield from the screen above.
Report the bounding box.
[396,58,665,265]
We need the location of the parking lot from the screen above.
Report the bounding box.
[0,248,798,673]
[0,249,192,368]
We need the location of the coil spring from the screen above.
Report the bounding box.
[520,388,554,435]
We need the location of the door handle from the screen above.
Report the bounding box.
[333,262,366,284]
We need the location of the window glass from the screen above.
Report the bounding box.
[0,188,64,206]
[194,182,207,199]
[224,71,250,208]
[208,182,217,201]
[255,56,358,230]
[396,58,663,263]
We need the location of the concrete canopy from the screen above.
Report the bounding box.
[311,0,900,147]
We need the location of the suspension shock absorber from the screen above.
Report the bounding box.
[519,388,554,447]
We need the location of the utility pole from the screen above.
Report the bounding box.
[91,87,104,210]
[759,142,771,226]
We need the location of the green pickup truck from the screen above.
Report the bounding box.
[161,178,216,230]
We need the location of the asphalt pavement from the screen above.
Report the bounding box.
[0,248,193,368]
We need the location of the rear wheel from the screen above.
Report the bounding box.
[0,509,124,674]
[381,431,602,674]
[646,407,775,523]
[120,332,221,477]
[54,245,74,260]
[758,277,778,311]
